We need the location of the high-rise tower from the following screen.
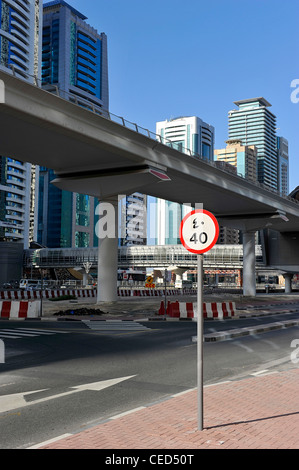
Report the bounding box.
[228,98,277,190]
[42,0,108,110]
[277,136,289,196]
[0,0,42,247]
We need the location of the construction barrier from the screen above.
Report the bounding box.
[0,289,96,300]
[0,300,41,318]
[0,288,198,300]
[0,288,197,300]
[158,301,235,319]
[118,288,197,297]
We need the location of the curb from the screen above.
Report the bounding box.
[192,318,299,342]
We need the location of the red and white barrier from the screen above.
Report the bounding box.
[118,288,197,297]
[158,301,235,319]
[1,288,197,300]
[0,289,96,300]
[0,300,41,318]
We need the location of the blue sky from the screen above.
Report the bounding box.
[52,0,299,191]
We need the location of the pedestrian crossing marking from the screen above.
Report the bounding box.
[82,320,150,332]
[0,328,69,340]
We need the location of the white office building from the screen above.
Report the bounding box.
[156,116,214,160]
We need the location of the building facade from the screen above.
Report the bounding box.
[214,139,257,182]
[228,98,278,191]
[214,139,258,245]
[277,136,289,196]
[154,116,215,245]
[156,116,215,160]
[38,0,109,248]
[0,0,42,81]
[38,167,98,248]
[42,0,108,110]
[0,0,42,248]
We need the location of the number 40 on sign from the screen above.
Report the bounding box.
[179,209,219,254]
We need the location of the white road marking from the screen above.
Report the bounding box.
[0,375,136,414]
[27,434,73,449]
[82,320,149,331]
[0,328,69,339]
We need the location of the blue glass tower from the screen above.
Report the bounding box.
[277,136,289,196]
[228,98,278,191]
[38,1,109,248]
[42,0,108,110]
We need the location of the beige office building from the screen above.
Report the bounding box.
[214,139,257,183]
[214,139,257,244]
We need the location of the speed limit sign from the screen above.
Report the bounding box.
[179,209,219,254]
[179,208,219,431]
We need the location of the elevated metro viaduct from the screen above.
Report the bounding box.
[1,71,299,302]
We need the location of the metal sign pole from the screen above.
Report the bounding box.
[197,254,203,431]
[179,209,219,432]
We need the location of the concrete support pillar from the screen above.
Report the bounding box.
[169,267,186,288]
[96,197,118,303]
[284,273,293,294]
[83,273,88,286]
[243,231,256,296]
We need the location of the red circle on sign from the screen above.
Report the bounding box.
[179,209,219,254]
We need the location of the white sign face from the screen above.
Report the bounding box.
[179,209,219,254]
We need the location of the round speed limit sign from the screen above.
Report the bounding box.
[179,209,219,254]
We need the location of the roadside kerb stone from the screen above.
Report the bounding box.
[193,318,299,342]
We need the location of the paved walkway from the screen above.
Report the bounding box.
[37,368,299,449]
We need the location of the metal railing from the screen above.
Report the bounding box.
[3,64,298,206]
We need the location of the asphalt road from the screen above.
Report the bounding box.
[0,315,298,449]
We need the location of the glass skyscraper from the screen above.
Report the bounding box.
[42,0,108,110]
[0,0,41,81]
[38,0,109,248]
[228,98,278,191]
[277,136,289,196]
[0,0,42,248]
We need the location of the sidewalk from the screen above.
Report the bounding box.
[36,368,299,449]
